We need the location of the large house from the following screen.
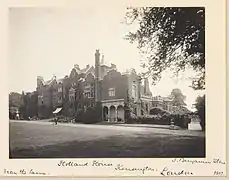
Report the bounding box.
[36,50,174,122]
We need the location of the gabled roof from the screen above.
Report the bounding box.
[73,65,92,75]
[43,79,54,85]
[56,78,64,84]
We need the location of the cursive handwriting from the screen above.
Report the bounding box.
[91,160,113,167]
[57,160,113,167]
[213,158,226,164]
[172,158,211,164]
[172,158,226,165]
[57,160,88,167]
[4,168,47,175]
[29,169,47,175]
[4,169,17,175]
[115,164,157,174]
[160,167,194,176]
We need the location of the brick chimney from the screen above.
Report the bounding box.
[95,49,101,102]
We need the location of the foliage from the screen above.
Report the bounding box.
[20,92,38,119]
[9,92,22,108]
[170,88,186,106]
[124,90,138,122]
[74,109,84,122]
[127,110,191,128]
[124,7,205,90]
[171,114,191,129]
[194,95,205,131]
[149,107,170,116]
[81,102,102,124]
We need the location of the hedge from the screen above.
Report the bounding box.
[126,113,191,129]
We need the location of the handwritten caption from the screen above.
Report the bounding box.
[3,158,226,176]
[172,158,226,176]
[56,160,194,176]
[3,168,48,176]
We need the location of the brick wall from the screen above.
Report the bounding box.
[101,70,128,101]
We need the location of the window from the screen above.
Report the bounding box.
[141,110,144,115]
[84,84,94,98]
[90,91,94,98]
[108,88,115,97]
[69,95,75,101]
[58,87,62,92]
[84,92,91,98]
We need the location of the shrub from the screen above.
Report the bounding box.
[74,109,84,123]
[125,111,191,128]
[170,114,191,129]
[149,108,170,116]
[140,114,171,125]
[82,103,102,124]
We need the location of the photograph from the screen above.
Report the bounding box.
[8,7,206,159]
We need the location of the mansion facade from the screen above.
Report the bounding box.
[36,50,174,122]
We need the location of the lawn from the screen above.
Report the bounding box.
[9,120,205,158]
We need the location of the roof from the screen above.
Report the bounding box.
[56,78,64,84]
[43,76,56,85]
[74,65,92,74]
[43,79,53,85]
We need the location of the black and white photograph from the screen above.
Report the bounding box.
[9,6,206,159]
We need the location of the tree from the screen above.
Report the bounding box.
[124,7,205,90]
[20,92,38,119]
[170,88,186,106]
[9,92,22,107]
[194,95,205,131]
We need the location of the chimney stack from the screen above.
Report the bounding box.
[95,49,100,79]
[95,49,101,102]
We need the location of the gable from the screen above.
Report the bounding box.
[103,69,122,81]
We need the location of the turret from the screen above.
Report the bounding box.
[37,76,44,88]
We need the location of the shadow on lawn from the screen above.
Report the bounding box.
[10,134,205,158]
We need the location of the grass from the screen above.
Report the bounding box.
[9,121,205,158]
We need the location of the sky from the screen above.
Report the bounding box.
[9,7,205,111]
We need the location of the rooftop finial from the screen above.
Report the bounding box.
[74,64,80,69]
[101,54,104,64]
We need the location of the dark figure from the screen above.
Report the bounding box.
[55,117,58,125]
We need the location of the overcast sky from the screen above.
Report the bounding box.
[9,7,205,111]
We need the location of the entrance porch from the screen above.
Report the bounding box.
[102,99,125,123]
